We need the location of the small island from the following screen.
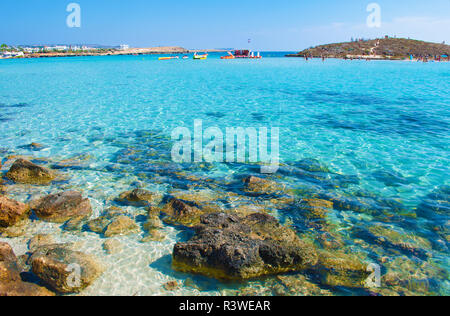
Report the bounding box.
[287,37,450,61]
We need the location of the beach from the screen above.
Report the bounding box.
[0,55,449,296]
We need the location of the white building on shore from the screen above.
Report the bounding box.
[1,51,24,58]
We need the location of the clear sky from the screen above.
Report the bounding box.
[1,0,449,50]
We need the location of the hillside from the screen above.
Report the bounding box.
[287,38,450,60]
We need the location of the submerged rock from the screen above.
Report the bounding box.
[5,158,56,185]
[87,216,112,234]
[164,280,179,291]
[315,250,369,288]
[19,143,46,151]
[103,239,123,255]
[0,219,30,238]
[64,216,87,232]
[28,234,55,252]
[292,158,331,173]
[242,176,285,196]
[0,195,30,227]
[353,224,432,259]
[115,189,162,207]
[0,242,54,296]
[143,215,164,231]
[273,274,333,296]
[375,256,447,296]
[295,198,333,220]
[31,245,104,293]
[31,191,92,223]
[416,186,449,221]
[104,215,139,237]
[162,198,203,227]
[372,170,416,187]
[141,229,166,242]
[173,212,318,280]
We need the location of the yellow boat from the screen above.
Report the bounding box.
[193,53,208,60]
[158,56,179,61]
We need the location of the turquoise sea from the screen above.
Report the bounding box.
[0,52,449,295]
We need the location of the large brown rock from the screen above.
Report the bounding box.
[31,245,104,293]
[0,242,54,296]
[0,196,30,227]
[5,159,56,185]
[173,213,318,280]
[31,191,92,223]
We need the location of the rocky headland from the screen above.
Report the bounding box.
[287,38,450,60]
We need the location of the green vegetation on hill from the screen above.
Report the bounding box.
[289,38,450,59]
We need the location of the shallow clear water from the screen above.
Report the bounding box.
[0,54,449,296]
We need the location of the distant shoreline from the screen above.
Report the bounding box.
[0,46,229,60]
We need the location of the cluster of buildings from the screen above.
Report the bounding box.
[1,51,24,58]
[26,45,100,52]
[0,45,105,58]
[1,44,131,58]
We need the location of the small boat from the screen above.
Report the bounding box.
[158,56,179,61]
[182,55,189,59]
[193,53,208,60]
[221,52,235,60]
[221,50,261,59]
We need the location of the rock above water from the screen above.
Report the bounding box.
[115,189,161,206]
[173,212,318,280]
[0,242,54,296]
[5,159,56,185]
[31,245,104,293]
[31,191,92,223]
[0,195,30,227]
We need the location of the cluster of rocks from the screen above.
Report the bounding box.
[0,159,107,294]
[1,154,444,296]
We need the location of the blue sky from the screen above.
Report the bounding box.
[1,0,449,50]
